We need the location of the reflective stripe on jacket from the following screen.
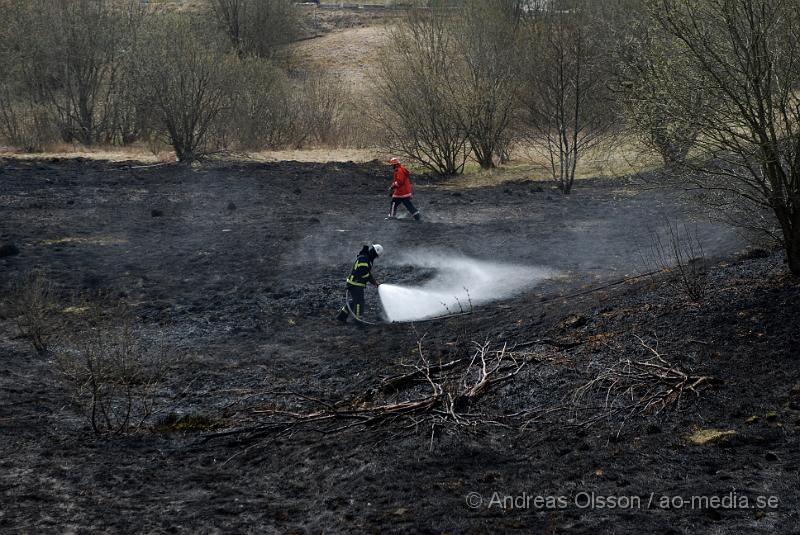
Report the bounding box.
[346,254,373,287]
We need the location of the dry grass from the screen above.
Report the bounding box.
[687,428,737,446]
[141,0,207,12]
[441,139,661,190]
[293,25,388,96]
[0,144,387,164]
[0,141,659,179]
[0,143,175,163]
[0,135,661,180]
[246,147,384,163]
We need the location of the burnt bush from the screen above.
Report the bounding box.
[11,272,57,355]
[54,303,168,435]
[645,219,708,302]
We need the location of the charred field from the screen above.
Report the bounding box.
[1,157,799,534]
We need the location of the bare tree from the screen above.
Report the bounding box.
[134,15,233,162]
[210,0,300,60]
[448,0,521,169]
[650,0,800,274]
[518,1,616,193]
[374,8,469,175]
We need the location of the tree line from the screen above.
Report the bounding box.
[0,0,349,160]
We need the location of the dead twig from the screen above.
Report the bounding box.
[206,340,532,446]
[568,334,718,431]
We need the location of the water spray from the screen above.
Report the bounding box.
[378,252,556,323]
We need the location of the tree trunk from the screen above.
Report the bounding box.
[474,143,495,169]
[774,201,800,275]
[785,219,800,276]
[478,158,495,170]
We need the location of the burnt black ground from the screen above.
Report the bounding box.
[1,158,798,534]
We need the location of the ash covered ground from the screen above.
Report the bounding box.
[1,158,798,533]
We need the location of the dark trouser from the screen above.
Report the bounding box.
[337,284,365,322]
[389,197,420,220]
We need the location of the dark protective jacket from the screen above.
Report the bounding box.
[346,250,377,287]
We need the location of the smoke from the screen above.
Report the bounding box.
[378,250,556,322]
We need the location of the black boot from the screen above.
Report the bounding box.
[335,309,348,323]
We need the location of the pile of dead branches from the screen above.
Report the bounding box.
[205,334,719,456]
[207,340,536,448]
[571,335,718,429]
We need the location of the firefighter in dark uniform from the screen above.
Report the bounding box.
[336,243,383,323]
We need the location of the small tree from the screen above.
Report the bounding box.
[134,16,233,162]
[518,1,616,193]
[447,0,521,169]
[374,8,469,175]
[210,0,300,60]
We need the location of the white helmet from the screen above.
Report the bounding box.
[370,243,384,256]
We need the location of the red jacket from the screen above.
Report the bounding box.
[391,164,413,198]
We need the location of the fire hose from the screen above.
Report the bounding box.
[343,287,380,326]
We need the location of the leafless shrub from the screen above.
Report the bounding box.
[518,1,616,193]
[0,94,58,152]
[12,272,57,355]
[374,8,469,175]
[335,97,383,149]
[133,15,234,162]
[645,219,708,302]
[222,58,293,151]
[54,303,167,435]
[221,64,351,150]
[296,72,350,147]
[210,0,300,61]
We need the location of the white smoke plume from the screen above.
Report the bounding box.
[378,250,556,322]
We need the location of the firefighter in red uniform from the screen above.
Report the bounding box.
[386,157,421,221]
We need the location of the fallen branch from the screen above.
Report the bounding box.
[205,340,530,445]
[569,335,718,430]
